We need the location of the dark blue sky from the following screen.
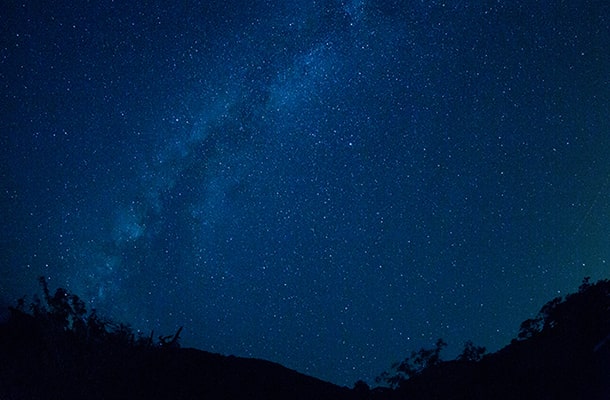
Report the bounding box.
[1,0,608,386]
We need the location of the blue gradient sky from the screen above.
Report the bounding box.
[1,0,609,386]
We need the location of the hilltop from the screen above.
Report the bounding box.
[1,277,609,399]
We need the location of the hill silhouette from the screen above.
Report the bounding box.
[373,277,610,400]
[1,277,609,399]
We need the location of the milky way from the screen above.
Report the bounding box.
[1,0,609,386]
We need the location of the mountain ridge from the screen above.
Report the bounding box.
[1,277,609,399]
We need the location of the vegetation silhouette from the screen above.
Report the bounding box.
[20,276,180,349]
[1,276,609,399]
[376,338,449,388]
[0,277,351,399]
[372,277,610,399]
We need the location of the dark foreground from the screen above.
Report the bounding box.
[1,278,609,399]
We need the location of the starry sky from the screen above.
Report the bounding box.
[1,0,609,386]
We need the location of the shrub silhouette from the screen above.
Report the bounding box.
[376,338,447,388]
[10,277,181,349]
[457,340,487,362]
[2,276,609,399]
[375,277,610,399]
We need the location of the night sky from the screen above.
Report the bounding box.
[1,0,609,386]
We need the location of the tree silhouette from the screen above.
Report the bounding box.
[516,277,610,344]
[9,277,179,349]
[2,276,609,399]
[1,277,357,400]
[517,316,543,340]
[29,276,88,333]
[457,340,486,362]
[352,379,371,400]
[377,338,447,388]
